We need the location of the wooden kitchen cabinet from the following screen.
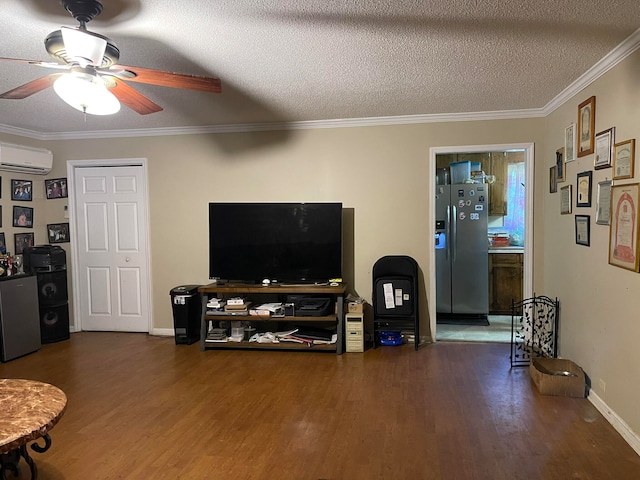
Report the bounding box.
[488,155,508,216]
[489,253,523,314]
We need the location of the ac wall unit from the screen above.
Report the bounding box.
[0,142,53,175]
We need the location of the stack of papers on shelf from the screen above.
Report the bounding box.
[206,297,226,314]
[227,297,246,306]
[250,303,285,317]
[224,301,252,314]
[276,328,337,345]
[205,328,228,343]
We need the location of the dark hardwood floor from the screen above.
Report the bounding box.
[1,333,639,479]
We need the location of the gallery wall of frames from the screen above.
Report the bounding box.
[550,95,639,272]
[0,176,69,265]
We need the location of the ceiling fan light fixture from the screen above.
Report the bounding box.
[53,71,120,115]
[60,26,107,67]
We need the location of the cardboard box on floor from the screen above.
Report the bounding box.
[529,357,586,398]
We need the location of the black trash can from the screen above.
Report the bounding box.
[170,285,202,345]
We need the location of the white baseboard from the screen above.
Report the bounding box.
[70,326,175,337]
[588,390,640,456]
[151,328,175,337]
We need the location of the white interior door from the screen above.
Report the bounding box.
[73,164,150,332]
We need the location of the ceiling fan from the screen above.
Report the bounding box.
[0,0,221,115]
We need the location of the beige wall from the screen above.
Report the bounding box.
[543,49,640,436]
[7,119,542,342]
[5,48,640,440]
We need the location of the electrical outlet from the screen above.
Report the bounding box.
[598,379,606,392]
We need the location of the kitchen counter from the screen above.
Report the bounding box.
[488,246,524,254]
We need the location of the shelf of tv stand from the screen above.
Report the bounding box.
[198,282,346,354]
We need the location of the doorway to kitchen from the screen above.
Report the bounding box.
[428,143,534,343]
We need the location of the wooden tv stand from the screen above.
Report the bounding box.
[198,283,346,354]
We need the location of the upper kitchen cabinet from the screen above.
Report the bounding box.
[489,154,508,216]
[435,151,524,217]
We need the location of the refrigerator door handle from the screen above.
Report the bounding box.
[445,205,451,260]
[451,205,457,262]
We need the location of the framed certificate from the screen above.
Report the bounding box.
[613,139,635,180]
[596,180,612,225]
[594,127,615,170]
[608,183,640,271]
[575,215,590,246]
[577,96,595,158]
[576,171,592,207]
[561,185,572,214]
[565,123,577,162]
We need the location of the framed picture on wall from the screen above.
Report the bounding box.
[14,232,34,255]
[594,127,615,170]
[549,165,557,193]
[0,233,5,252]
[10,179,32,201]
[608,183,640,271]
[565,123,577,162]
[45,178,68,199]
[555,147,565,182]
[561,185,572,214]
[613,139,635,180]
[596,180,612,225]
[575,215,590,246]
[577,96,596,158]
[576,171,593,207]
[12,206,33,228]
[47,223,70,243]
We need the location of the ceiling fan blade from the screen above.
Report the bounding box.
[0,57,72,70]
[0,74,62,99]
[109,78,163,115]
[109,65,221,93]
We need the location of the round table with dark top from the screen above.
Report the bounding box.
[0,379,67,479]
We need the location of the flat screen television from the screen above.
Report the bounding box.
[209,202,342,283]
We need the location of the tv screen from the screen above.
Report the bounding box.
[209,202,342,283]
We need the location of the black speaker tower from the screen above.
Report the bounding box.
[23,245,70,344]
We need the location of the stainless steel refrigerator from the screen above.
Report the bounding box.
[435,184,489,319]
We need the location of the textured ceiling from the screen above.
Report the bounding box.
[1,0,640,138]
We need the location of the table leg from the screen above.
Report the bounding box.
[0,434,51,480]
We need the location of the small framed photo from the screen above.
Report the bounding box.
[549,165,558,193]
[555,147,565,182]
[45,178,68,199]
[561,185,572,214]
[14,232,34,255]
[12,206,33,228]
[577,96,596,158]
[609,183,640,271]
[0,233,5,252]
[565,123,577,162]
[594,127,615,170]
[596,180,612,226]
[613,139,635,180]
[575,215,590,246]
[576,171,593,207]
[11,179,32,201]
[47,223,70,243]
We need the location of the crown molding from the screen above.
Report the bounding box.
[542,26,640,115]
[1,27,639,141]
[0,108,546,141]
